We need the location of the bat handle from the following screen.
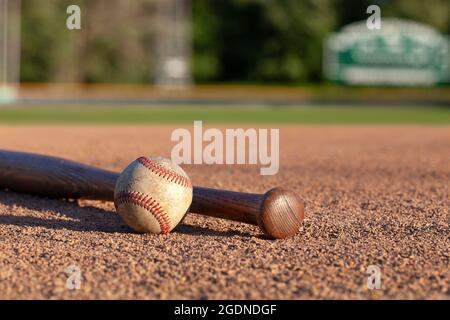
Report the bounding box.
[191,186,305,239]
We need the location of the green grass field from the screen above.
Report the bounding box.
[0,105,449,124]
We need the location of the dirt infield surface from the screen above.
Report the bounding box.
[0,125,448,299]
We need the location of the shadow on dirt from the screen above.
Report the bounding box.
[0,213,131,233]
[0,190,256,237]
[174,223,255,238]
[0,190,129,233]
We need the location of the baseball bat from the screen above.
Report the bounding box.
[0,150,304,239]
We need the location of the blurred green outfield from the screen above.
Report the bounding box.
[0,105,449,124]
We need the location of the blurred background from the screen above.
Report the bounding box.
[0,0,449,119]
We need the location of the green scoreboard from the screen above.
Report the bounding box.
[324,19,450,86]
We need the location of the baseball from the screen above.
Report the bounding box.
[114,156,193,234]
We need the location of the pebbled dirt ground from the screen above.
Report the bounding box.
[0,124,448,299]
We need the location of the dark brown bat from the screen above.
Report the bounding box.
[0,150,304,239]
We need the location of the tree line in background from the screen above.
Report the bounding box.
[19,0,450,84]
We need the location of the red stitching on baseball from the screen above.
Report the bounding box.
[115,191,171,234]
[137,156,192,188]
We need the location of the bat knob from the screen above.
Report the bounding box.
[257,187,305,239]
